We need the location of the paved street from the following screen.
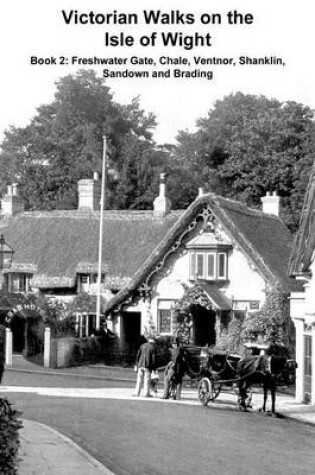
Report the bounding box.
[1,371,315,475]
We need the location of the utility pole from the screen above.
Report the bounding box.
[96,136,107,331]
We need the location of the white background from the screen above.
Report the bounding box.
[0,0,314,145]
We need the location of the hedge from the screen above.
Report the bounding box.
[0,398,23,475]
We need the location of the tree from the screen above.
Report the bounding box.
[173,92,315,231]
[0,71,160,210]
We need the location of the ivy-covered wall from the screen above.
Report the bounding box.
[172,284,294,355]
[242,285,294,350]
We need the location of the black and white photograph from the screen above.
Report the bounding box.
[0,0,314,474]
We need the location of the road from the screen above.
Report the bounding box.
[2,371,315,475]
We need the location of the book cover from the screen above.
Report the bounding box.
[1,1,314,475]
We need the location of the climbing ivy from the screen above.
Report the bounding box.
[242,285,292,347]
[172,284,212,343]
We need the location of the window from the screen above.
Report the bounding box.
[233,301,260,311]
[159,310,172,333]
[79,273,105,292]
[196,253,205,278]
[9,273,32,293]
[92,274,105,284]
[189,250,229,281]
[75,313,96,337]
[218,253,227,279]
[189,253,196,280]
[207,253,216,279]
[80,274,90,292]
[157,300,176,334]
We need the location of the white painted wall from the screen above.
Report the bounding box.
[303,259,315,320]
[290,258,315,405]
[227,245,266,301]
[148,232,266,330]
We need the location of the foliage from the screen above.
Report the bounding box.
[0,71,161,211]
[71,336,103,365]
[156,335,172,367]
[242,285,291,346]
[27,293,75,339]
[0,398,23,475]
[173,92,315,231]
[42,298,75,338]
[48,314,76,338]
[172,285,212,344]
[2,80,315,227]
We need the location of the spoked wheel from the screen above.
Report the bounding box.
[198,378,215,406]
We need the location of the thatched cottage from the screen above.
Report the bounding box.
[289,161,315,405]
[0,174,299,360]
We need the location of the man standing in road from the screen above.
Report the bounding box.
[161,337,187,400]
[134,335,157,397]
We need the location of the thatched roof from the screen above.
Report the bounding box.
[107,193,301,312]
[0,192,299,310]
[289,161,315,276]
[0,209,181,289]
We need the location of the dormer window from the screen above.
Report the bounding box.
[8,273,32,293]
[79,273,105,292]
[218,253,227,279]
[190,250,228,281]
[187,232,231,282]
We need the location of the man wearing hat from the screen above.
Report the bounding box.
[133,335,157,397]
[162,337,187,400]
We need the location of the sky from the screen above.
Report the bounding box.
[0,0,314,145]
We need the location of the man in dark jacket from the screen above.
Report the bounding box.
[162,338,187,400]
[134,336,157,397]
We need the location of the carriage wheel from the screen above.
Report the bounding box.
[198,378,214,406]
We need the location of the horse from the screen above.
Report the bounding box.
[237,346,294,414]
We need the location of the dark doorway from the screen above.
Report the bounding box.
[121,312,141,365]
[11,315,26,353]
[190,304,216,347]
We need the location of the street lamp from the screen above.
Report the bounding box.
[0,234,14,290]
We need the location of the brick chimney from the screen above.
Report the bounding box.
[153,173,171,217]
[1,183,25,216]
[261,191,280,217]
[78,173,101,210]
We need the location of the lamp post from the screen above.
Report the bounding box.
[0,234,14,291]
[96,136,107,331]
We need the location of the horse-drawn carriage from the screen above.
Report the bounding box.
[197,350,244,406]
[181,344,296,413]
